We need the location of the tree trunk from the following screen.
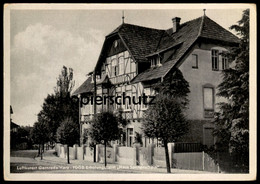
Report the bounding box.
[67,145,70,164]
[164,141,171,173]
[38,144,40,156]
[93,145,96,162]
[104,141,107,167]
[41,143,44,160]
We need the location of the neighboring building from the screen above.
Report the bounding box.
[72,14,239,148]
[10,106,19,133]
[11,122,19,133]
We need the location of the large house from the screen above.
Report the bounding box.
[72,14,240,148]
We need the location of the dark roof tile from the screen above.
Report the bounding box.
[72,77,93,96]
[131,16,240,83]
[108,23,165,61]
[75,15,240,92]
[200,16,240,43]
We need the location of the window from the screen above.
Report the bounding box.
[222,52,229,70]
[142,88,150,109]
[151,58,155,67]
[115,92,122,110]
[119,57,124,75]
[127,128,134,147]
[203,87,214,118]
[156,57,161,66]
[125,58,131,73]
[151,56,161,67]
[212,49,219,70]
[125,91,131,110]
[192,54,198,69]
[115,66,118,76]
[114,40,118,48]
[111,58,118,77]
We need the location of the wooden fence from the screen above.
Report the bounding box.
[174,142,204,153]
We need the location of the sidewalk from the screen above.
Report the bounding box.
[32,149,213,174]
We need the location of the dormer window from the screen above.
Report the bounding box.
[151,56,161,67]
[151,58,156,67]
[156,56,161,66]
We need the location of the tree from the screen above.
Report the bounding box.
[37,66,79,144]
[142,69,190,173]
[11,125,33,150]
[31,122,49,160]
[56,117,80,164]
[213,9,249,172]
[88,110,127,167]
[54,66,75,97]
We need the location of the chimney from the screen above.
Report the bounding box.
[172,17,181,33]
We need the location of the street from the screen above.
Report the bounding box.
[10,149,213,174]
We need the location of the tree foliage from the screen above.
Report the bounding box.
[56,117,79,146]
[32,122,49,145]
[89,111,120,143]
[88,110,127,167]
[143,94,189,140]
[36,66,79,143]
[11,125,33,150]
[54,66,75,97]
[31,121,49,159]
[56,117,79,163]
[142,69,190,173]
[213,9,249,172]
[154,69,190,107]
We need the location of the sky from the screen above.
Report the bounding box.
[8,4,246,126]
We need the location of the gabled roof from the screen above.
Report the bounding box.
[74,15,240,94]
[72,77,93,96]
[11,122,19,128]
[131,16,240,83]
[106,23,166,62]
[72,75,112,96]
[199,16,240,43]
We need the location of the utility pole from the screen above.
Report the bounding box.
[122,10,125,24]
[78,94,82,146]
[93,69,97,162]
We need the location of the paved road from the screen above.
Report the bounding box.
[10,149,213,174]
[11,150,38,158]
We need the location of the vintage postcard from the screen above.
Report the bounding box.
[3,3,257,181]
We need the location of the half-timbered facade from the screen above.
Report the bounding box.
[72,15,240,148]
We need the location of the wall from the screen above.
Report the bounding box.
[178,119,213,144]
[173,152,204,171]
[116,146,137,165]
[84,146,94,162]
[178,43,229,120]
[96,144,115,163]
[55,143,221,172]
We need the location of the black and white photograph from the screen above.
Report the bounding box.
[3,3,256,181]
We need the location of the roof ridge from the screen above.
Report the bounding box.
[107,22,164,37]
[107,23,124,36]
[197,15,205,37]
[201,16,240,41]
[165,16,203,32]
[154,31,165,52]
[122,23,165,31]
